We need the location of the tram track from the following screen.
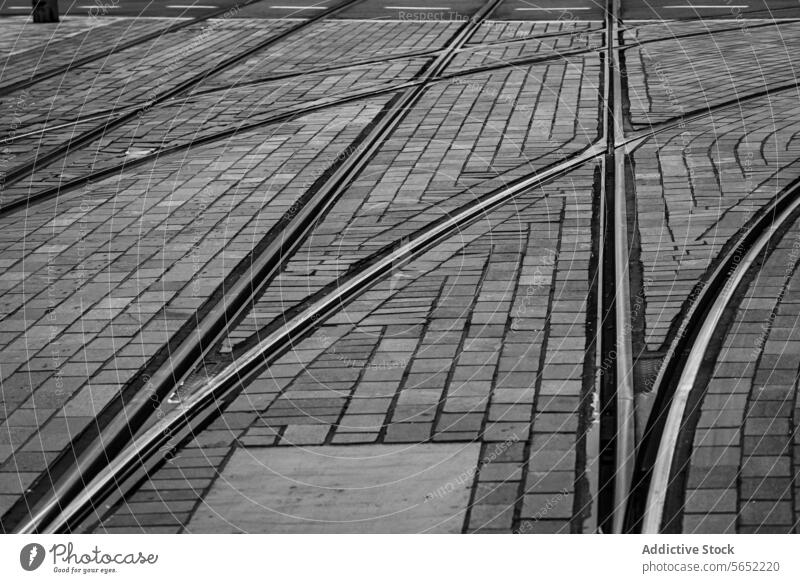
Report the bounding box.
[591,0,636,534]
[6,0,800,535]
[624,171,800,533]
[8,0,513,535]
[26,142,605,534]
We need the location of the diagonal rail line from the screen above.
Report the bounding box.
[631,174,800,533]
[10,0,509,535]
[28,142,606,535]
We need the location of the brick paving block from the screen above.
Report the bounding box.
[682,513,736,534]
[467,503,515,532]
[473,482,520,507]
[741,456,792,478]
[516,519,570,534]
[277,424,330,446]
[384,424,432,443]
[684,488,737,514]
[521,493,574,520]
[686,465,737,489]
[525,471,574,495]
[740,501,793,526]
[740,477,793,500]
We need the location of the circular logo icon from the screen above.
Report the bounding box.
[20,543,46,571]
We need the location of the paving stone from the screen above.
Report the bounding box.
[185,444,479,533]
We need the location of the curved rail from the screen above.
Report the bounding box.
[23,143,605,534]
[638,178,800,532]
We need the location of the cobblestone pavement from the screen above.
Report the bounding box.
[632,91,800,352]
[0,98,388,518]
[678,216,800,533]
[0,58,427,207]
[1,19,295,135]
[625,21,800,126]
[0,18,459,208]
[0,16,164,68]
[87,166,597,533]
[227,55,601,349]
[2,4,800,535]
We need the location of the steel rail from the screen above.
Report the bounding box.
[35,143,606,534]
[640,181,800,532]
[11,0,507,535]
[600,0,636,534]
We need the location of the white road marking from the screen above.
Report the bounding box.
[5,6,31,9]
[166,5,219,7]
[386,6,452,9]
[269,5,327,8]
[663,4,749,8]
[77,4,119,7]
[515,7,593,10]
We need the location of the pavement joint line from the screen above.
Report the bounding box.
[29,141,605,534]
